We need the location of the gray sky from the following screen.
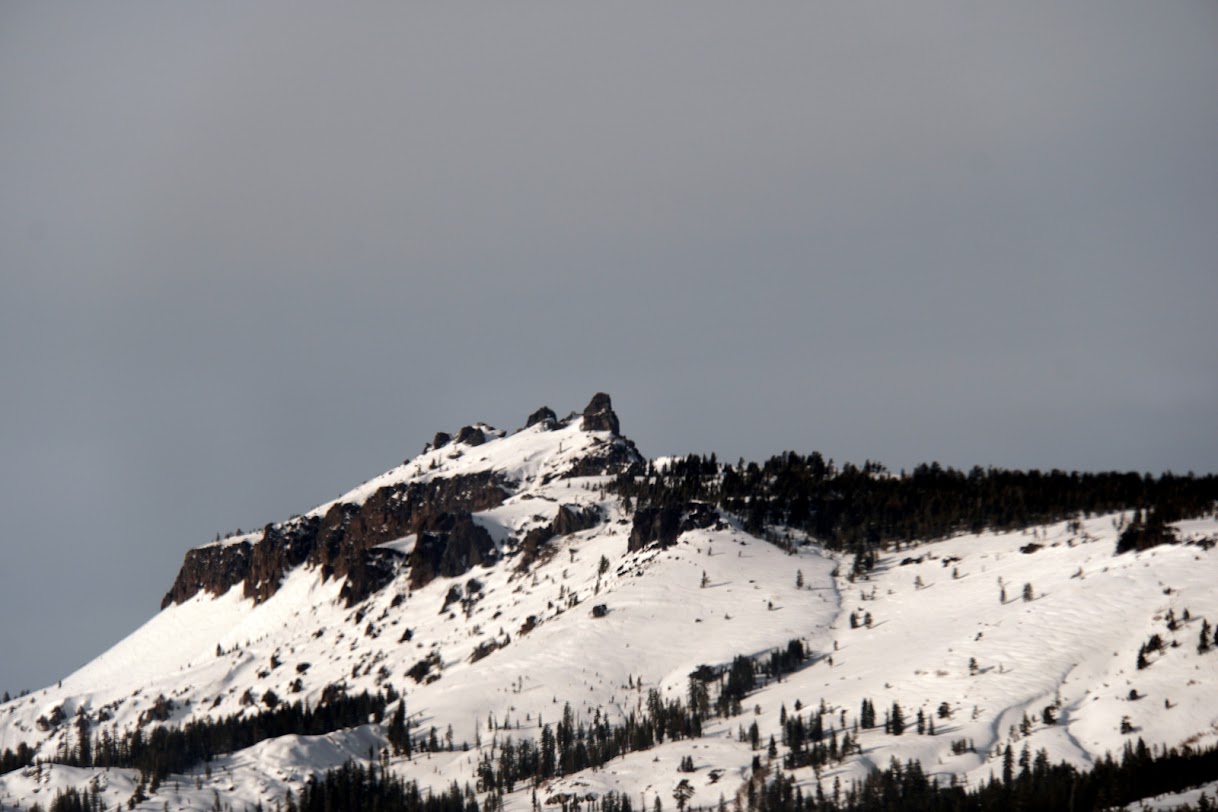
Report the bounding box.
[2,3,1216,695]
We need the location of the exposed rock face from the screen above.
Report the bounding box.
[517,504,602,570]
[432,432,452,451]
[580,392,620,435]
[163,472,510,609]
[627,502,719,552]
[628,507,681,552]
[516,525,555,571]
[161,540,254,608]
[526,406,557,429]
[245,519,319,603]
[407,512,497,589]
[338,547,405,606]
[553,504,601,536]
[455,425,486,446]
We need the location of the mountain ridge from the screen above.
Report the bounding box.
[161,394,641,610]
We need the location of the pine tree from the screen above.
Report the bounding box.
[389,700,408,755]
[890,702,905,735]
[859,698,875,729]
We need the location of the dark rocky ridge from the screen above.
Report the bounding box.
[162,394,638,610]
[162,472,510,609]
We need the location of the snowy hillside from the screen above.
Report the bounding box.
[2,395,1216,811]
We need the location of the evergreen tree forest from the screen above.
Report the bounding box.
[749,736,1218,812]
[610,452,1218,553]
[18,689,390,785]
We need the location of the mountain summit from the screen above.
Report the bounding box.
[162,393,640,610]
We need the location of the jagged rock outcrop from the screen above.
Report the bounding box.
[245,519,319,603]
[581,392,621,435]
[517,525,554,568]
[455,425,486,446]
[627,502,719,552]
[162,394,641,611]
[161,540,254,609]
[163,472,510,609]
[407,512,497,589]
[526,406,557,429]
[553,504,601,536]
[310,473,509,602]
[517,504,602,570]
[339,547,406,606]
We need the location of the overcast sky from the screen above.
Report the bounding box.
[2,3,1216,694]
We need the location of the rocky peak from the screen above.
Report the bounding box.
[162,394,639,613]
[455,425,486,446]
[526,406,557,430]
[580,392,621,435]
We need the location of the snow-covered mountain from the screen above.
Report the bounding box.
[2,394,1217,811]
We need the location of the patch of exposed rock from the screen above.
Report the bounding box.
[627,502,720,552]
[455,425,486,446]
[517,504,603,570]
[407,512,497,589]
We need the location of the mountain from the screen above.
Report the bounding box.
[2,394,1218,812]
